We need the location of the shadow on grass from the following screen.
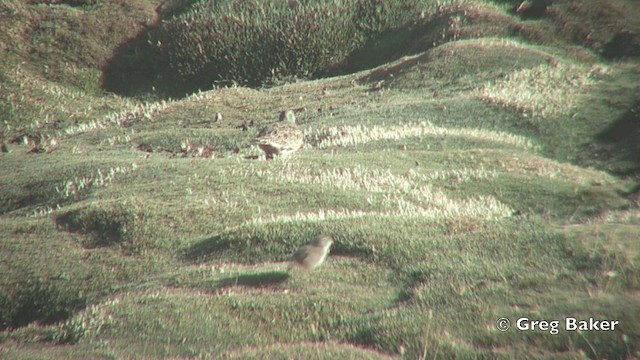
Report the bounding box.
[100,28,191,100]
[55,208,127,248]
[100,0,201,99]
[181,234,234,263]
[216,271,290,289]
[343,25,432,78]
[594,99,640,177]
[356,52,425,88]
[602,31,640,59]
[0,275,87,331]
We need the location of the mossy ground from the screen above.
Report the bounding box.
[1,0,640,359]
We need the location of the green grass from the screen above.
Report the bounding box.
[1,0,640,359]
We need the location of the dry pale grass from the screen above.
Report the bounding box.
[246,194,511,226]
[3,64,166,134]
[274,165,496,190]
[221,340,400,359]
[584,209,640,225]
[219,162,513,223]
[494,152,617,186]
[61,101,170,136]
[55,163,139,199]
[305,121,537,150]
[473,62,607,119]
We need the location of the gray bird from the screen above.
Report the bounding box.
[256,110,304,160]
[289,235,334,271]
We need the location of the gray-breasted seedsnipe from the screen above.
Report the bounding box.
[256,110,304,160]
[289,235,334,271]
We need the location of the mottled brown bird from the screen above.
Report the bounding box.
[256,110,304,160]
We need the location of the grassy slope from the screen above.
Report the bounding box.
[1,0,640,359]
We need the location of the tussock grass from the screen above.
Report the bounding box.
[156,0,366,85]
[53,299,118,344]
